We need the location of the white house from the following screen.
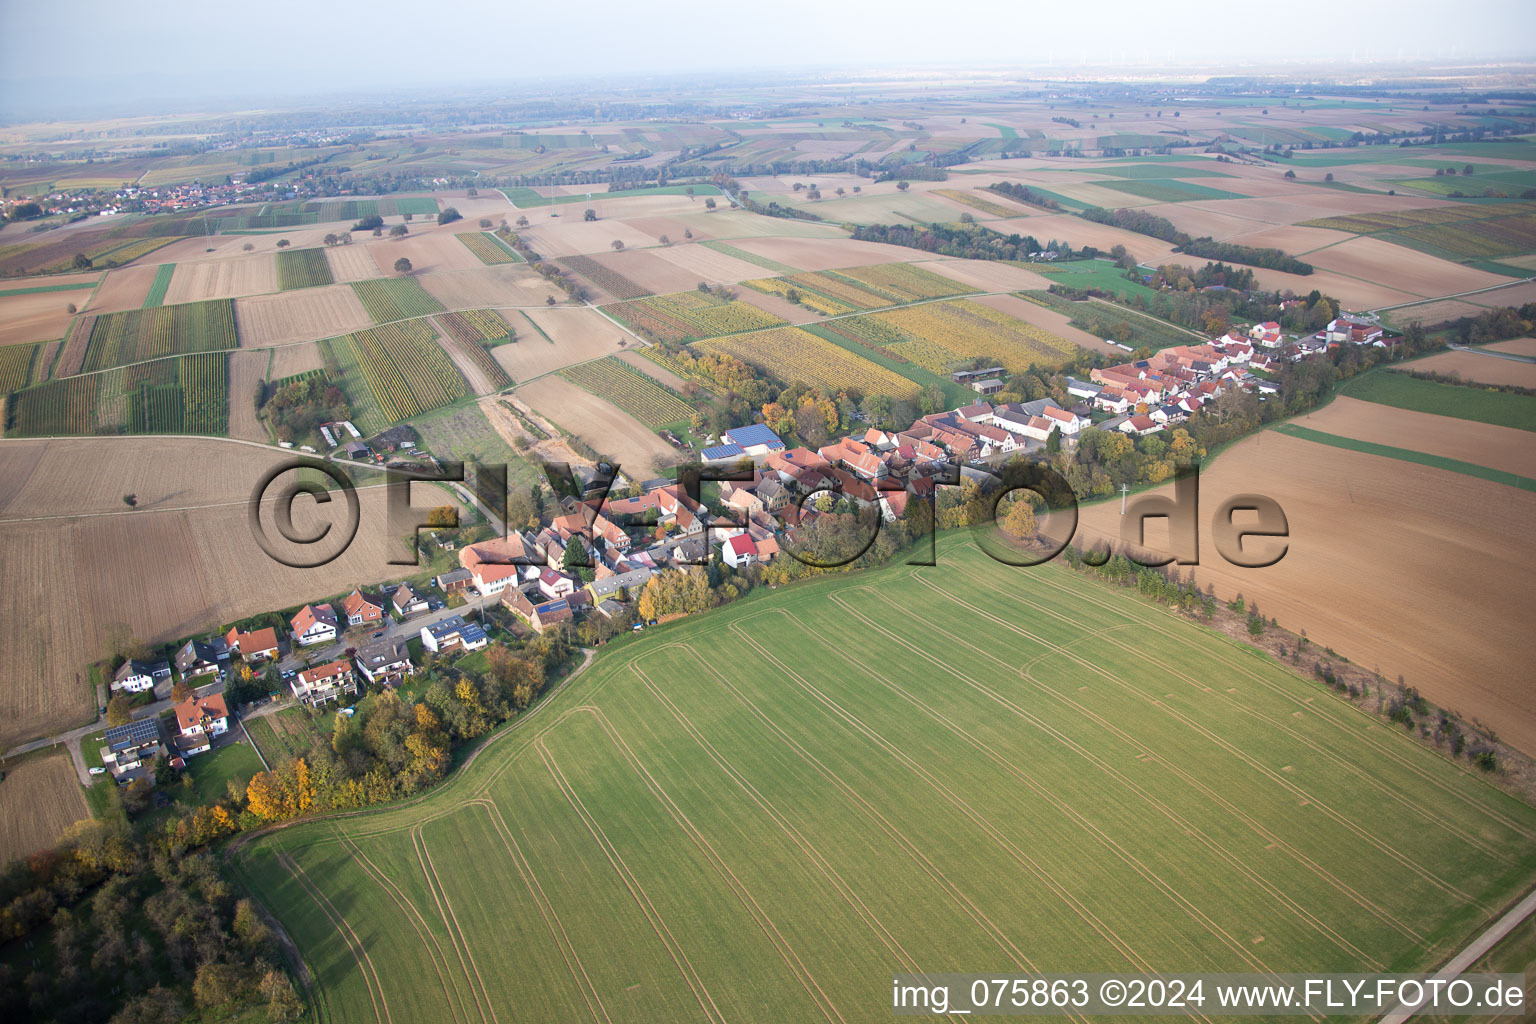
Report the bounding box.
[723,534,758,569]
[112,659,166,693]
[291,603,338,646]
[292,660,357,706]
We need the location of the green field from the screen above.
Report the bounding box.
[500,183,724,208]
[1018,290,1193,350]
[1034,259,1160,301]
[0,279,98,296]
[352,277,447,323]
[141,263,175,307]
[6,350,227,436]
[1343,369,1536,432]
[276,247,336,290]
[1094,178,1246,203]
[80,298,238,372]
[233,536,1536,1023]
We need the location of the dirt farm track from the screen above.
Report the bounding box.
[0,436,455,750]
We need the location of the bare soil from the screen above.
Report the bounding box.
[0,753,88,863]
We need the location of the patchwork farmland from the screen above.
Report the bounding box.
[559,356,695,428]
[320,321,468,431]
[824,297,1080,373]
[697,326,922,398]
[234,538,1536,1023]
[604,290,785,342]
[6,351,228,436]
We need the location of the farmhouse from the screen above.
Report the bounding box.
[459,534,537,595]
[291,603,338,646]
[723,534,758,569]
[354,637,413,686]
[225,626,279,662]
[538,568,578,601]
[341,588,385,626]
[172,693,229,757]
[503,590,574,633]
[291,660,357,706]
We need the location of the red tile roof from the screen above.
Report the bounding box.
[174,693,228,733]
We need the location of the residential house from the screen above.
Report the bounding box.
[755,477,790,513]
[724,487,764,517]
[173,694,229,757]
[538,568,578,601]
[392,583,428,617]
[1118,414,1163,437]
[342,588,385,626]
[354,637,413,686]
[112,658,168,694]
[291,603,338,646]
[1065,377,1103,402]
[102,718,165,776]
[504,590,575,633]
[174,638,229,678]
[225,626,279,662]
[291,660,358,706]
[1249,322,1283,347]
[459,534,536,595]
[422,615,489,653]
[587,566,653,605]
[723,534,758,569]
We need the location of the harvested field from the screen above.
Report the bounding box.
[266,341,324,380]
[492,307,629,383]
[55,316,92,377]
[0,437,450,748]
[1245,266,1419,311]
[724,235,921,273]
[1220,224,1357,254]
[1401,351,1536,390]
[235,285,373,348]
[1067,429,1536,754]
[416,264,561,310]
[514,218,664,259]
[581,249,700,296]
[517,375,680,478]
[228,350,270,442]
[0,272,98,293]
[1304,236,1507,298]
[653,241,779,283]
[1465,281,1536,308]
[0,288,74,345]
[1291,395,1536,479]
[164,253,278,302]
[85,265,159,313]
[1485,337,1536,358]
[1384,299,1490,326]
[923,257,1054,294]
[324,243,380,283]
[365,231,483,276]
[996,213,1181,264]
[0,753,88,864]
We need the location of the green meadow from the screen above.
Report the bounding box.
[234,537,1536,1023]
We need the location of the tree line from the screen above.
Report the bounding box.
[1078,206,1313,274]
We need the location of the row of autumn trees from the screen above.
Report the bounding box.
[0,819,304,1023]
[243,632,571,824]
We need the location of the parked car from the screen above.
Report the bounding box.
[370,630,384,639]
[88,767,106,776]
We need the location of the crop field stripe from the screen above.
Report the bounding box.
[699,240,798,274]
[473,799,611,1023]
[924,576,1482,907]
[1272,423,1536,490]
[847,582,1412,957]
[335,830,475,1024]
[412,827,500,1024]
[0,280,97,296]
[652,642,1071,989]
[535,737,730,1024]
[141,263,175,308]
[280,851,392,1024]
[560,704,848,1023]
[733,610,1282,991]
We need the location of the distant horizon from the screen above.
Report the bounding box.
[3,0,1535,122]
[4,54,1536,126]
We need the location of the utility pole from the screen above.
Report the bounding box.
[1120,483,1130,515]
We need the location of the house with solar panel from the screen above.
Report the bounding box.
[721,424,786,456]
[421,614,489,654]
[102,717,166,778]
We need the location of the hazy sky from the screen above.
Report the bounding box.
[3,0,1534,111]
